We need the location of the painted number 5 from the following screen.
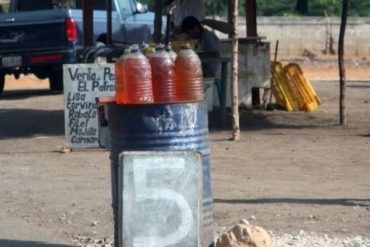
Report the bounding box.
[132,157,194,247]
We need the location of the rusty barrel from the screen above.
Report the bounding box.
[107,100,213,247]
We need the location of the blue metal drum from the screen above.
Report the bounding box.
[107,100,213,247]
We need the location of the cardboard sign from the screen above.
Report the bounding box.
[119,151,202,247]
[63,64,115,148]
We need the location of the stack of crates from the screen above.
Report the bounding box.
[271,62,300,112]
[271,62,321,112]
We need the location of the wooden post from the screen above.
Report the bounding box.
[295,0,309,15]
[83,0,93,47]
[106,0,112,45]
[245,0,260,106]
[231,0,240,141]
[245,0,257,37]
[228,1,233,38]
[338,0,348,125]
[153,0,162,43]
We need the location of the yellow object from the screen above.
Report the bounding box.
[284,63,321,112]
[171,40,196,53]
[140,43,156,57]
[271,62,321,112]
[271,62,295,112]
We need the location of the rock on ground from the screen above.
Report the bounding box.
[216,220,274,247]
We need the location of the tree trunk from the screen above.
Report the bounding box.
[338,0,348,125]
[231,0,240,141]
[153,0,163,43]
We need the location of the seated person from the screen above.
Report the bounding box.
[172,0,205,34]
[181,16,221,78]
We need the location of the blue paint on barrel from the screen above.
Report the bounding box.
[107,100,214,247]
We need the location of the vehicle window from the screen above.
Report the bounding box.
[15,0,117,11]
[17,0,55,11]
[116,0,134,16]
[74,0,116,11]
[53,0,76,8]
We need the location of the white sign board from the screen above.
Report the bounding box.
[119,151,202,247]
[63,64,115,149]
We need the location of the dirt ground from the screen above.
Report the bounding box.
[0,62,369,246]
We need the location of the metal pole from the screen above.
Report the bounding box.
[165,9,171,47]
[164,2,175,49]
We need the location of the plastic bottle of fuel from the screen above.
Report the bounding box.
[175,45,204,101]
[115,48,153,104]
[141,42,155,58]
[149,45,176,103]
[114,54,126,104]
[167,44,177,62]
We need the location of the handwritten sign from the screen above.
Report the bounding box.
[119,151,202,247]
[63,64,115,148]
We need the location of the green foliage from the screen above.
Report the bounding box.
[140,0,370,17]
[204,0,227,16]
[348,0,370,16]
[256,0,296,16]
[309,0,341,16]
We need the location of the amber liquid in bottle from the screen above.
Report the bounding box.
[117,49,153,104]
[175,47,204,101]
[150,47,176,103]
[114,57,125,104]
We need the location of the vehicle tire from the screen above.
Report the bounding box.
[49,67,63,92]
[0,71,5,96]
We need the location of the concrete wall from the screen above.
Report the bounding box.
[216,17,370,57]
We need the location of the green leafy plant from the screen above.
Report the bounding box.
[138,0,370,17]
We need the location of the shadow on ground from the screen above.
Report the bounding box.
[0,240,73,247]
[214,198,370,207]
[0,89,60,101]
[208,106,337,132]
[0,109,64,139]
[0,88,64,139]
[348,84,370,89]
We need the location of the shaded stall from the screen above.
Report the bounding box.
[153,0,269,139]
[70,0,351,133]
[79,0,267,138]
